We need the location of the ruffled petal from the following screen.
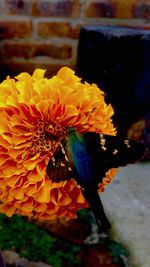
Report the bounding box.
[0,66,116,221]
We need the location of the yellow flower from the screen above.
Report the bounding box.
[0,67,116,220]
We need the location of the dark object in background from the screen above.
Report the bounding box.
[0,251,6,267]
[76,25,150,140]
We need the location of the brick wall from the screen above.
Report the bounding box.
[0,0,150,78]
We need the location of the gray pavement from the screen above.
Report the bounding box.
[101,162,150,267]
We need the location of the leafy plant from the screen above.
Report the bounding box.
[0,214,81,267]
[98,233,130,264]
[108,238,130,264]
[77,208,93,224]
[0,211,130,266]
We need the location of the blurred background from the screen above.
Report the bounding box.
[0,0,150,267]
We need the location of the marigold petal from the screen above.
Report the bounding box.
[23,154,41,170]
[57,67,80,85]
[59,194,72,206]
[76,191,86,204]
[0,119,10,134]
[50,189,61,205]
[98,183,105,193]
[32,69,46,80]
[0,204,16,217]
[2,160,18,176]
[21,199,34,212]
[34,185,50,203]
[15,72,32,82]
[103,177,112,185]
[34,203,47,212]
[25,184,37,196]
[0,155,8,166]
[10,188,25,200]
[0,179,7,189]
[6,175,23,187]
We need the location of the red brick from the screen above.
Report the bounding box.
[32,0,80,18]
[37,21,80,39]
[4,0,32,15]
[0,61,75,78]
[115,1,133,18]
[3,41,72,59]
[84,0,116,18]
[0,20,32,39]
[115,0,150,19]
[132,0,150,18]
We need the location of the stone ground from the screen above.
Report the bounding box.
[101,162,150,267]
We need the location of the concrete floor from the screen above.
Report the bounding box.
[101,162,150,267]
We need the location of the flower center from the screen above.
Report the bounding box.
[30,121,66,155]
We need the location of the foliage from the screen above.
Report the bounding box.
[98,235,130,264]
[77,208,93,224]
[108,238,130,264]
[0,210,130,266]
[0,214,81,267]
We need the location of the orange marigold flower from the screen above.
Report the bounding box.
[0,67,116,220]
[98,168,118,193]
